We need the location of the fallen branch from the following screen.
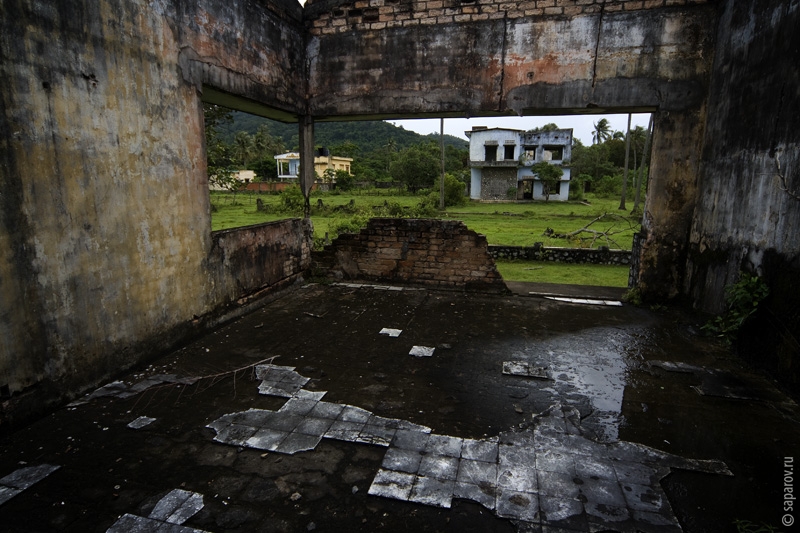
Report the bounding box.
[543,213,639,249]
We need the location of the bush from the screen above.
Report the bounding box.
[702,272,769,341]
[443,173,467,207]
[335,171,356,191]
[279,185,305,213]
[593,174,622,198]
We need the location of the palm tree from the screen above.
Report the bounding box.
[592,118,612,144]
[233,131,255,167]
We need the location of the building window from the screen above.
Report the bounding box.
[504,145,515,160]
[543,145,564,160]
[485,145,498,162]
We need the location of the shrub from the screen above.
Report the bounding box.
[279,185,305,213]
[702,272,769,341]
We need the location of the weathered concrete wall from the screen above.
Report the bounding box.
[305,0,715,118]
[685,0,800,392]
[0,0,307,426]
[320,219,507,292]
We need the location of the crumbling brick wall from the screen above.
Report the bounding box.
[321,218,507,292]
[305,0,709,35]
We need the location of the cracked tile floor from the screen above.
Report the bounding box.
[1,282,798,532]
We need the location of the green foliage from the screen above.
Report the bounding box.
[443,173,467,207]
[733,520,779,533]
[530,161,564,202]
[622,288,643,305]
[279,185,305,214]
[390,145,440,193]
[702,273,769,340]
[334,170,356,191]
[569,175,587,201]
[593,174,623,198]
[507,187,519,200]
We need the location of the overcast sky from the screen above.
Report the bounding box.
[387,113,652,145]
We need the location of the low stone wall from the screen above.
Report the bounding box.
[488,244,632,265]
[319,218,506,292]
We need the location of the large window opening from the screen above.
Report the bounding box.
[385,113,654,288]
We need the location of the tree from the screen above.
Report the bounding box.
[570,142,617,188]
[334,169,356,191]
[531,161,563,202]
[233,131,255,167]
[592,118,612,144]
[389,145,439,193]
[203,103,237,191]
[619,113,632,210]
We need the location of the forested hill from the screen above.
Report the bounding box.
[219,112,468,153]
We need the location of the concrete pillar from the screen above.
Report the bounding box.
[634,107,706,301]
[299,115,315,218]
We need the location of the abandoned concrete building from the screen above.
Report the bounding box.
[468,126,573,201]
[1,0,798,434]
[1,1,799,527]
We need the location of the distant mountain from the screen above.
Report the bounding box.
[218,111,468,153]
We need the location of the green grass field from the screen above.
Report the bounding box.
[210,189,637,287]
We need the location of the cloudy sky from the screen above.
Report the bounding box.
[388,113,652,145]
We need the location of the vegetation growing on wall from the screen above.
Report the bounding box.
[702,273,770,341]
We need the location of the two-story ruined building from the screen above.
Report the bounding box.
[467,127,573,202]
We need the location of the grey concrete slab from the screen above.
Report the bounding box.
[425,434,463,458]
[496,488,540,522]
[418,454,459,481]
[457,459,498,486]
[367,469,415,501]
[381,448,424,474]
[461,437,499,463]
[148,488,204,524]
[244,428,288,451]
[454,481,497,510]
[408,475,455,508]
[127,416,156,429]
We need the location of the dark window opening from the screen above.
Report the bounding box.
[485,145,498,162]
[543,145,564,160]
[504,145,515,160]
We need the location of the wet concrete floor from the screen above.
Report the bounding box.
[0,282,798,532]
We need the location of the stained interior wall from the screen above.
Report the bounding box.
[0,0,307,426]
[687,0,800,392]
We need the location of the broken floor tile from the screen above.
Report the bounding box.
[127,416,156,429]
[70,375,198,406]
[409,475,455,508]
[461,438,499,463]
[107,489,209,533]
[425,434,463,458]
[368,469,415,501]
[418,454,459,481]
[382,448,423,474]
[454,481,497,510]
[206,365,735,531]
[245,428,289,451]
[503,360,550,379]
[0,486,22,506]
[0,464,60,505]
[456,459,498,487]
[496,488,540,522]
[275,432,322,454]
[149,488,204,524]
[379,328,402,337]
[409,346,435,357]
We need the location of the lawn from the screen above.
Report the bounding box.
[210,189,637,287]
[494,260,630,287]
